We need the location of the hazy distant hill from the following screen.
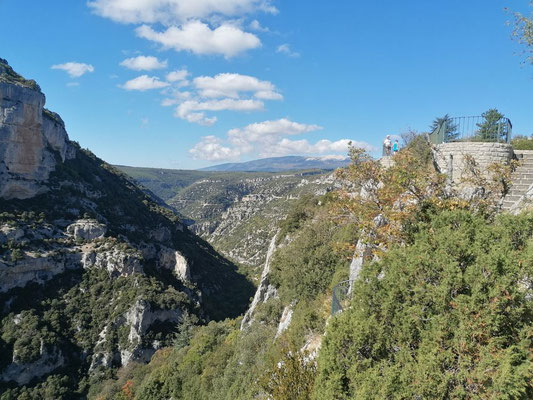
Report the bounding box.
[200,155,350,172]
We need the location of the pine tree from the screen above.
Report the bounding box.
[430,114,459,141]
[476,108,506,141]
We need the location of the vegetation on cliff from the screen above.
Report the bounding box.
[92,136,532,400]
[315,210,533,399]
[0,145,253,398]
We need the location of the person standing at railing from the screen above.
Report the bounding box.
[383,135,392,156]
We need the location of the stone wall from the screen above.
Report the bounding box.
[433,142,514,184]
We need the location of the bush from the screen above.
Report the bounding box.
[512,135,533,150]
[314,210,533,400]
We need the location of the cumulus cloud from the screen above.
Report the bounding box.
[136,22,261,58]
[166,69,189,82]
[227,119,323,155]
[176,98,263,125]
[249,19,269,32]
[189,136,241,161]
[228,118,321,145]
[193,73,282,99]
[114,69,280,125]
[51,62,94,78]
[276,43,300,58]
[188,118,376,161]
[120,55,167,70]
[262,138,357,157]
[88,0,277,25]
[89,1,276,59]
[159,72,281,125]
[120,75,170,91]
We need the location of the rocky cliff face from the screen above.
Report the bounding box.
[168,172,339,270]
[0,60,74,200]
[0,59,253,396]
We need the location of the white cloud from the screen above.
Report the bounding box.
[254,90,283,100]
[189,136,240,161]
[51,62,94,78]
[120,55,167,70]
[276,43,300,58]
[227,119,322,155]
[166,69,189,82]
[249,19,269,32]
[136,22,261,58]
[176,98,263,125]
[88,0,277,25]
[193,73,282,99]
[161,89,191,106]
[228,118,321,144]
[120,75,170,91]
[188,118,375,161]
[262,138,351,157]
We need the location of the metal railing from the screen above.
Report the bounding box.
[331,280,355,315]
[428,116,512,145]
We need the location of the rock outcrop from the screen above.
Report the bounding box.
[241,233,279,329]
[0,344,65,385]
[90,300,182,369]
[81,248,143,277]
[0,59,74,200]
[158,246,191,282]
[66,219,107,240]
[0,253,78,293]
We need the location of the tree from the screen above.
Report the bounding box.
[261,343,316,400]
[430,114,459,141]
[510,1,533,64]
[476,108,506,141]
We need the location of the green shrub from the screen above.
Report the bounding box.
[512,135,533,150]
[314,210,533,400]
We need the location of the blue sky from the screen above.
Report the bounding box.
[0,0,531,169]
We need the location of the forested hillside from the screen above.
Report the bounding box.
[94,139,533,400]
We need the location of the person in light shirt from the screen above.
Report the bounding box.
[383,135,392,156]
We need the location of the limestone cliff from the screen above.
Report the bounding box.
[0,59,75,200]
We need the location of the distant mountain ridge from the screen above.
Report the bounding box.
[200,155,350,172]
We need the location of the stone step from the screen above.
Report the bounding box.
[512,166,533,172]
[514,175,533,181]
[504,195,522,202]
[509,189,530,195]
[511,172,533,177]
[512,168,533,174]
[511,181,533,187]
[502,200,516,209]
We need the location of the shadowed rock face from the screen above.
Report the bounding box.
[0,60,74,200]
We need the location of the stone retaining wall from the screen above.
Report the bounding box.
[433,142,514,183]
